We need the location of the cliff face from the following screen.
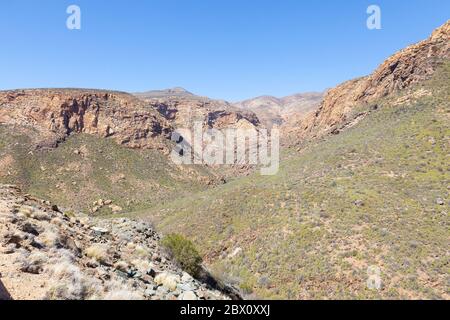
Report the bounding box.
[287,20,450,143]
[234,92,323,129]
[136,89,260,132]
[0,89,173,152]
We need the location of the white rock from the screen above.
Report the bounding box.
[91,227,109,235]
[179,291,198,300]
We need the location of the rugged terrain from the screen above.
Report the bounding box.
[0,89,173,152]
[285,20,450,145]
[142,61,450,299]
[0,88,223,214]
[137,21,450,299]
[234,92,323,129]
[0,184,230,300]
[136,87,260,131]
[0,21,448,301]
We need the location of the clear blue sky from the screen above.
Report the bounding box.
[0,0,448,101]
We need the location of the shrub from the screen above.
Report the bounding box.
[85,244,110,264]
[161,233,203,277]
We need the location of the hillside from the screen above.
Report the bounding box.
[0,19,448,302]
[0,89,219,215]
[285,20,450,145]
[0,184,229,300]
[141,62,449,299]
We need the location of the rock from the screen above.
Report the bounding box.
[86,260,99,269]
[60,235,82,257]
[91,226,109,236]
[144,289,156,298]
[152,253,161,262]
[181,272,193,282]
[21,222,40,236]
[177,283,195,291]
[147,268,157,278]
[109,205,123,213]
[436,198,445,206]
[2,243,17,254]
[354,200,365,207]
[0,185,230,301]
[179,291,198,300]
[4,231,25,246]
[228,247,243,259]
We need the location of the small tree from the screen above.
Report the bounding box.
[161,234,203,277]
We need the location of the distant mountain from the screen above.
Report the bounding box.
[134,88,260,134]
[234,92,323,128]
[134,87,195,99]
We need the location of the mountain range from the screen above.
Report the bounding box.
[0,20,449,300]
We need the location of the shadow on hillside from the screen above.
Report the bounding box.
[0,279,12,300]
[197,267,243,300]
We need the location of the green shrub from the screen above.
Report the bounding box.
[161,234,203,277]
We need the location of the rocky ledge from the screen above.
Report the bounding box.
[0,184,229,300]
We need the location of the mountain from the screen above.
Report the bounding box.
[0,89,173,152]
[138,21,450,299]
[234,92,323,129]
[134,87,195,99]
[135,88,260,131]
[135,88,261,177]
[285,20,450,145]
[0,89,220,215]
[0,20,448,301]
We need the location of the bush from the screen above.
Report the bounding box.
[161,234,203,277]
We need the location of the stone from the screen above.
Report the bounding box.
[109,205,123,213]
[2,243,17,254]
[181,272,193,282]
[354,200,365,207]
[144,289,156,297]
[177,283,195,292]
[21,222,40,236]
[146,268,157,278]
[91,226,109,236]
[179,291,198,300]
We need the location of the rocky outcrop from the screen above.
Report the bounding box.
[0,184,230,300]
[136,90,260,131]
[234,92,323,129]
[0,89,173,152]
[287,20,450,144]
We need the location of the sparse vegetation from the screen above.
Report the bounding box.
[141,63,450,299]
[161,234,203,277]
[85,244,110,264]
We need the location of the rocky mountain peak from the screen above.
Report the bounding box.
[286,20,450,144]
